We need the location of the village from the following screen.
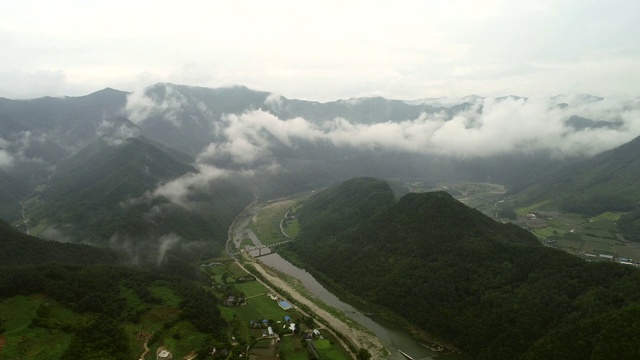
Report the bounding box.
[144,257,351,360]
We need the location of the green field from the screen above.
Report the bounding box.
[251,200,295,245]
[280,336,309,360]
[234,281,267,297]
[246,295,288,320]
[282,218,300,238]
[147,320,209,357]
[521,210,640,260]
[0,296,76,360]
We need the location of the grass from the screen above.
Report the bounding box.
[251,200,295,245]
[515,200,551,216]
[282,218,300,238]
[315,338,351,360]
[149,283,181,307]
[148,320,209,358]
[280,336,309,360]
[228,262,250,277]
[246,295,288,320]
[0,296,78,360]
[591,212,623,221]
[234,281,267,297]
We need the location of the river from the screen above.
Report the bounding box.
[234,208,464,360]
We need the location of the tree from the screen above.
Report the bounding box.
[357,348,371,360]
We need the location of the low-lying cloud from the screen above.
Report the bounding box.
[194,97,640,162]
[96,118,141,146]
[123,87,640,207]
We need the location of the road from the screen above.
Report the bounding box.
[225,200,385,359]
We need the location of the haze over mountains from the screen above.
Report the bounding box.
[1,83,640,262]
[1,83,640,359]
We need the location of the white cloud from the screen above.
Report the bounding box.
[96,118,140,146]
[0,149,14,169]
[190,97,640,162]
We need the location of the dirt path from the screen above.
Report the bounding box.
[138,333,152,360]
[248,257,386,359]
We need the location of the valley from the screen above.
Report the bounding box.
[228,194,465,360]
[410,181,640,265]
[1,84,640,359]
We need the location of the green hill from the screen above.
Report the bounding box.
[510,134,640,241]
[512,134,640,215]
[27,137,253,263]
[0,212,231,360]
[0,262,226,359]
[289,178,640,359]
[0,218,122,266]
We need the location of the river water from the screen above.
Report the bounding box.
[234,208,463,359]
[259,253,463,360]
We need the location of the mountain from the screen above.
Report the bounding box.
[288,178,640,359]
[26,137,253,263]
[0,218,123,266]
[130,83,603,195]
[511,134,640,216]
[0,87,132,152]
[0,88,139,221]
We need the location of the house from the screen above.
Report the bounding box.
[223,295,237,306]
[156,346,173,360]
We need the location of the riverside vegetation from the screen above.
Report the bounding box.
[288,177,640,359]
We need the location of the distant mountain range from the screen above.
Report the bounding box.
[1,83,639,260]
[2,84,640,358]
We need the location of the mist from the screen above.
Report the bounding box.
[126,86,640,165]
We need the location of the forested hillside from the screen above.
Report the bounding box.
[289,178,640,359]
[0,219,122,266]
[0,220,228,360]
[26,137,253,263]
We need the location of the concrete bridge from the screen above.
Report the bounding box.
[248,240,293,257]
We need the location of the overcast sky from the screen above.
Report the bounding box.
[1,0,639,101]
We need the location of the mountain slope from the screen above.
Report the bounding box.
[512,134,640,215]
[0,218,123,266]
[27,137,252,263]
[289,178,640,359]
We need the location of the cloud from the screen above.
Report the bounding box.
[0,149,15,169]
[193,96,640,162]
[125,92,640,211]
[264,93,285,112]
[0,131,54,168]
[151,164,230,206]
[96,118,141,146]
[156,234,180,266]
[124,83,210,126]
[40,225,75,243]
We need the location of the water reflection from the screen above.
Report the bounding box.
[259,253,462,359]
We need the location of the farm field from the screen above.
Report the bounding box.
[407,182,640,264]
[250,200,296,245]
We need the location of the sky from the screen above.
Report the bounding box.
[1,0,639,101]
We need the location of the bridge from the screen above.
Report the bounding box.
[247,240,293,257]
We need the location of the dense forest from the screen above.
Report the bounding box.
[289,178,640,359]
[0,222,228,359]
[25,137,254,263]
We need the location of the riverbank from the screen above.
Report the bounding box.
[277,248,465,358]
[243,254,387,359]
